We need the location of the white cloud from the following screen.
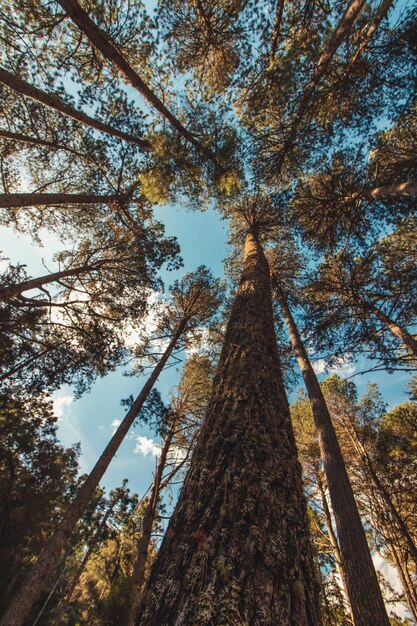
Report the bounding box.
[53,394,74,420]
[312,355,356,378]
[111,419,122,434]
[372,553,411,620]
[134,435,161,457]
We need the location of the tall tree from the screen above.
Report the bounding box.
[136,196,322,625]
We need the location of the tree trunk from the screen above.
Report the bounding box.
[0,193,123,209]
[0,322,185,626]
[342,420,417,567]
[362,298,417,357]
[136,231,322,625]
[276,285,390,626]
[276,0,366,173]
[351,0,394,63]
[0,260,108,302]
[316,475,353,622]
[0,67,150,148]
[364,181,417,200]
[269,0,285,65]
[55,0,219,167]
[0,128,87,158]
[127,432,173,626]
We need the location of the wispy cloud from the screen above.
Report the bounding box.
[53,394,74,420]
[312,355,356,378]
[111,419,122,434]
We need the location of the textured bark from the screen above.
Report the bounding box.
[277,0,366,173]
[351,0,393,63]
[0,323,184,626]
[0,67,149,148]
[277,286,390,626]
[127,433,172,626]
[55,0,219,167]
[0,261,108,302]
[136,232,322,626]
[0,193,122,208]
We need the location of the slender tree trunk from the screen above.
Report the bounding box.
[51,498,119,625]
[0,261,108,302]
[316,475,353,622]
[0,193,123,209]
[127,432,173,626]
[55,0,219,167]
[277,0,366,173]
[361,298,417,357]
[269,0,285,65]
[0,67,149,148]
[351,0,394,63]
[342,420,417,566]
[0,128,87,158]
[384,526,417,622]
[136,231,322,625]
[276,285,390,626]
[0,322,185,626]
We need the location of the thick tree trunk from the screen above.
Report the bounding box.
[127,432,173,626]
[0,323,185,626]
[276,285,390,626]
[0,261,108,302]
[0,193,124,209]
[136,231,322,625]
[55,0,219,167]
[0,67,149,148]
[362,299,417,357]
[277,0,366,173]
[351,0,394,63]
[316,475,353,621]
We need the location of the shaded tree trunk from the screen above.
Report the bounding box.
[269,0,285,65]
[0,260,109,302]
[276,0,366,173]
[127,432,173,626]
[276,285,390,626]
[0,128,88,158]
[55,0,219,167]
[0,67,149,148]
[0,322,185,626]
[351,0,394,63]
[136,231,322,625]
[0,193,123,209]
[316,474,353,622]
[360,298,417,357]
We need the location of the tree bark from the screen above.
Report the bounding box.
[0,193,122,208]
[0,67,150,148]
[276,0,366,174]
[351,0,393,63]
[0,128,87,158]
[363,181,417,200]
[55,0,219,167]
[0,322,185,626]
[362,299,417,357]
[136,231,322,625]
[316,475,353,622]
[127,432,173,626]
[0,260,108,302]
[276,285,390,626]
[269,0,285,65]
